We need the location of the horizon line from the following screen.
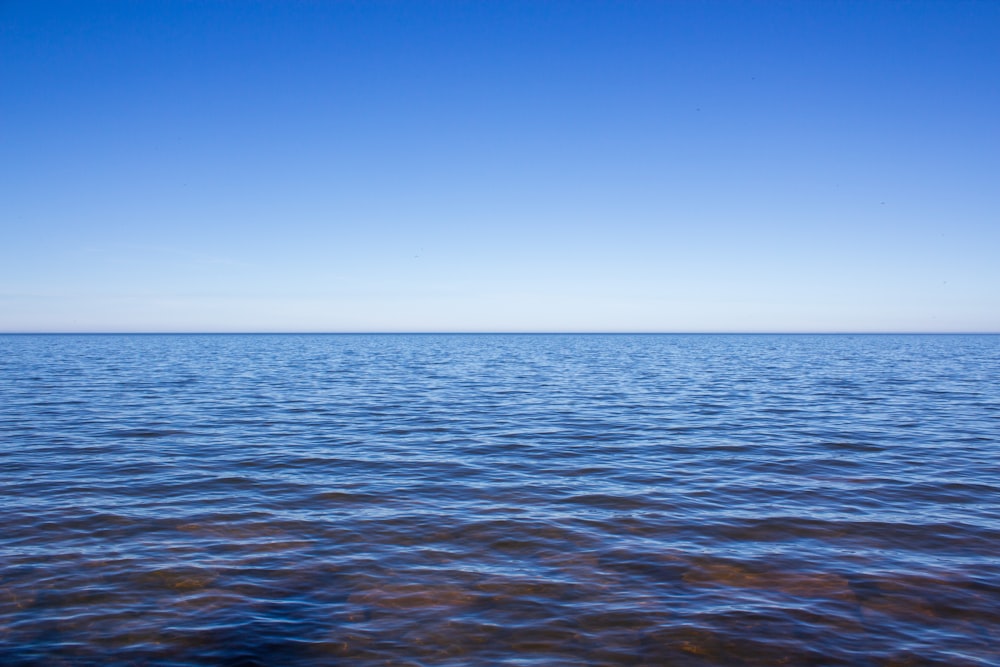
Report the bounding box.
[2,331,998,336]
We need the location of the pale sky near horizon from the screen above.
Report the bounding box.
[2,1,999,332]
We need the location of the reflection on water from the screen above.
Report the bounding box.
[1,334,999,665]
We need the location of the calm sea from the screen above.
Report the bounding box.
[1,334,998,665]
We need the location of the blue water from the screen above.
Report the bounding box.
[1,334,998,665]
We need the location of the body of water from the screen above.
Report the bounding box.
[1,334,998,665]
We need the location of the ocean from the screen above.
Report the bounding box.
[1,334,998,665]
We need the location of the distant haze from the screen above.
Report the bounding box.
[2,1,998,332]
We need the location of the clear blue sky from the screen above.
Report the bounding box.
[3,1,998,332]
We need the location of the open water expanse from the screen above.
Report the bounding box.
[1,333,998,666]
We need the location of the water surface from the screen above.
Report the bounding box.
[1,334,998,665]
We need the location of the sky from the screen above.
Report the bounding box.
[2,1,998,332]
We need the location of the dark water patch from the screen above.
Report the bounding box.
[822,440,885,452]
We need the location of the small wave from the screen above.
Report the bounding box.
[108,428,193,438]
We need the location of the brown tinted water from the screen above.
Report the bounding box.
[1,334,998,665]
